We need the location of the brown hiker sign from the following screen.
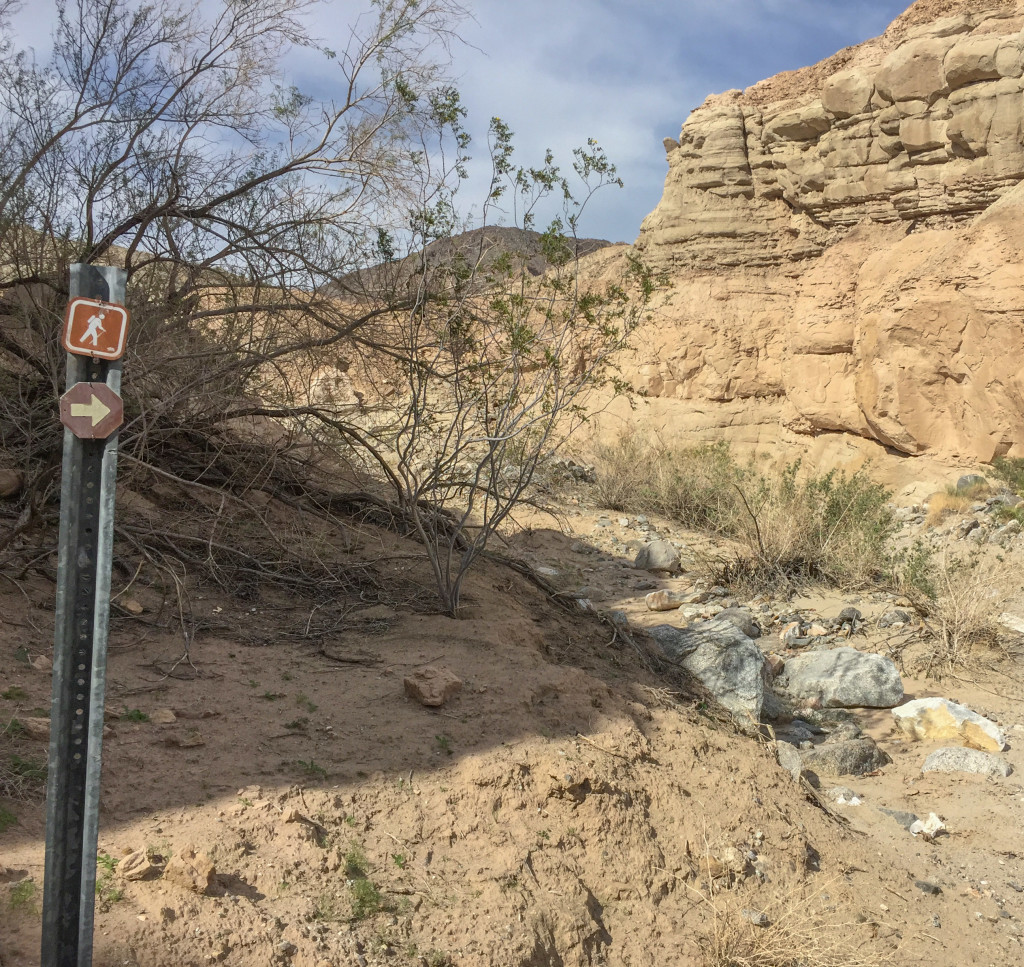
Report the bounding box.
[61,297,130,360]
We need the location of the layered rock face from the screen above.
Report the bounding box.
[630,0,1024,470]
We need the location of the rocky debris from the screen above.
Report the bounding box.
[826,786,861,805]
[892,697,1007,751]
[775,741,804,781]
[403,666,463,708]
[151,708,177,724]
[922,747,1013,777]
[774,647,904,709]
[915,880,943,895]
[164,844,221,896]
[633,540,681,573]
[879,608,913,628]
[644,589,688,612]
[909,814,946,841]
[649,618,769,720]
[800,737,891,778]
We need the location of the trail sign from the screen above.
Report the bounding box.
[62,297,130,360]
[59,382,124,439]
[44,265,126,967]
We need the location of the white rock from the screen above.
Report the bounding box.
[892,697,1006,751]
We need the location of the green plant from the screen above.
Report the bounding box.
[392,853,407,869]
[8,878,37,912]
[435,734,453,756]
[989,456,1024,494]
[0,805,17,833]
[262,692,285,701]
[95,851,124,909]
[284,717,309,731]
[296,759,328,779]
[122,709,149,722]
[344,844,369,878]
[1,686,27,700]
[8,755,46,783]
[2,718,26,738]
[295,692,318,713]
[349,878,385,920]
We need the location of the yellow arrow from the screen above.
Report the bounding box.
[70,394,111,427]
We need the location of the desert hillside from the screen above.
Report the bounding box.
[604,0,1024,485]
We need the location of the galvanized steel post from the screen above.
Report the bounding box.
[42,264,126,967]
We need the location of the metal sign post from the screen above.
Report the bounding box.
[42,264,128,967]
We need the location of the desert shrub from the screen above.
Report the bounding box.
[590,431,894,591]
[989,456,1024,495]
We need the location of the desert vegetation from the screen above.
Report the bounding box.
[0,0,657,617]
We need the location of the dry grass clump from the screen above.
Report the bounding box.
[693,880,890,967]
[923,490,976,527]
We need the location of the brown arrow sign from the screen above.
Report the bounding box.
[59,382,124,440]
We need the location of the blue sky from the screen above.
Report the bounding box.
[7,0,914,243]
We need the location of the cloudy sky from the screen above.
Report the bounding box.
[448,0,913,242]
[7,0,913,243]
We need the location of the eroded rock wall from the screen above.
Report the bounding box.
[631,0,1024,468]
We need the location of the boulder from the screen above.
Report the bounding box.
[634,540,681,572]
[801,737,891,778]
[650,618,769,720]
[774,647,903,708]
[821,69,874,118]
[922,746,1012,777]
[892,697,1006,751]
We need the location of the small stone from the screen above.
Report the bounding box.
[644,590,686,612]
[164,844,221,896]
[119,850,156,881]
[151,709,177,725]
[0,469,24,498]
[915,880,942,895]
[877,807,919,831]
[837,607,862,624]
[120,597,145,615]
[403,666,463,708]
[742,909,770,926]
[800,737,890,778]
[29,655,52,672]
[19,717,51,741]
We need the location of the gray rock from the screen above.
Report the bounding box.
[800,738,891,778]
[715,607,762,639]
[634,540,680,572]
[775,742,804,780]
[652,618,769,719]
[837,607,862,625]
[879,608,913,628]
[878,807,919,831]
[915,880,942,895]
[922,747,1012,777]
[825,786,859,804]
[774,647,904,708]
[1000,612,1024,636]
[990,520,1021,544]
[956,474,987,491]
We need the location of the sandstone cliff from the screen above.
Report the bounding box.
[626,0,1024,478]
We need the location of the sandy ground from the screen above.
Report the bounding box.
[3,493,1024,967]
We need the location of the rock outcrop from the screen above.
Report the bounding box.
[626,0,1024,472]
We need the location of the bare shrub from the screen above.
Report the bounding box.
[909,553,1011,672]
